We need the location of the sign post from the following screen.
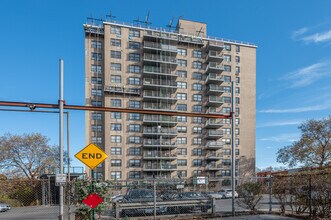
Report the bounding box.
[75,143,108,220]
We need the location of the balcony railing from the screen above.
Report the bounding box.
[206,152,223,160]
[206,50,224,62]
[205,118,223,128]
[144,41,177,52]
[143,115,177,123]
[144,30,178,41]
[143,163,177,170]
[207,40,224,51]
[143,78,177,88]
[143,139,177,148]
[143,151,177,159]
[143,127,177,136]
[143,53,177,65]
[143,102,175,111]
[205,107,223,115]
[205,96,224,107]
[206,62,224,74]
[205,129,223,139]
[143,90,176,99]
[205,73,223,84]
[206,141,223,149]
[207,84,224,95]
[205,163,222,170]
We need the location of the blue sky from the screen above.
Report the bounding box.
[0,0,331,169]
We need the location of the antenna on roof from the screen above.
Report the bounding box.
[106,10,116,22]
[133,11,152,27]
[87,15,104,26]
[166,17,177,31]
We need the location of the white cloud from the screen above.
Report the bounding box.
[302,29,331,43]
[291,27,308,39]
[259,101,331,113]
[257,120,302,127]
[281,61,331,88]
[259,133,300,143]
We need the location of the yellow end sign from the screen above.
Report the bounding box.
[75,143,108,170]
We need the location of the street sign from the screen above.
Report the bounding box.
[55,174,66,186]
[83,193,103,209]
[75,143,108,170]
[193,176,208,185]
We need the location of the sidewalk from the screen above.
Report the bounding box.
[215,214,300,219]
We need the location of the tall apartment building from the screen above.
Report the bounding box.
[84,17,256,188]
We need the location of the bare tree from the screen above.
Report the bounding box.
[277,116,331,167]
[0,133,58,179]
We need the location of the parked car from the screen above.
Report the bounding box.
[208,191,223,199]
[219,189,238,199]
[0,203,11,212]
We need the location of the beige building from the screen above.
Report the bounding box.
[84,17,256,187]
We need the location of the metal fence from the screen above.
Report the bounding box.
[1,172,330,219]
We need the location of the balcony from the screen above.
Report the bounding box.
[143,66,177,78]
[143,53,177,66]
[205,119,223,128]
[205,141,223,149]
[143,127,177,137]
[205,163,222,170]
[206,40,224,52]
[205,73,223,84]
[206,84,224,95]
[205,96,224,107]
[208,175,223,181]
[206,50,224,63]
[142,115,177,127]
[206,107,223,115]
[104,86,140,96]
[143,163,177,171]
[206,62,224,74]
[205,129,223,139]
[143,41,177,54]
[144,30,178,42]
[142,139,177,149]
[206,152,223,160]
[143,102,176,111]
[142,90,177,103]
[143,151,177,160]
[143,78,177,91]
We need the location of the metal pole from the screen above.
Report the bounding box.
[59,59,64,220]
[91,169,95,220]
[154,180,156,220]
[66,111,70,219]
[231,81,236,217]
[269,176,272,214]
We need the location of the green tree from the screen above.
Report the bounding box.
[277,116,331,167]
[0,133,58,179]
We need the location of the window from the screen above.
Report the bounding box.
[92,112,102,120]
[223,118,231,124]
[224,65,231,72]
[192,72,202,80]
[91,101,102,107]
[92,136,102,144]
[91,52,102,61]
[223,159,231,166]
[223,128,231,135]
[177,93,187,100]
[177,171,187,177]
[111,99,122,107]
[111,147,121,155]
[91,89,102,96]
[193,61,202,69]
[193,137,202,145]
[111,63,121,71]
[129,136,140,144]
[223,97,231,103]
[111,112,121,119]
[129,124,140,132]
[193,159,203,167]
[128,77,140,85]
[111,135,122,143]
[129,65,140,73]
[235,56,240,63]
[193,148,203,156]
[236,108,240,116]
[111,51,121,59]
[111,171,121,180]
[222,86,231,93]
[193,94,202,101]
[224,55,231,62]
[193,170,202,176]
[91,77,102,84]
[177,137,187,144]
[236,45,240,52]
[224,44,231,51]
[177,104,187,111]
[235,138,240,145]
[192,117,202,124]
[236,97,240,104]
[176,70,187,78]
[129,29,140,37]
[111,75,121,83]
[111,39,121,47]
[177,82,187,89]
[235,149,240,155]
[129,171,141,179]
[177,116,187,122]
[177,148,187,155]
[223,149,231,155]
[92,125,102,132]
[177,159,187,166]
[111,123,122,131]
[110,26,121,35]
[177,59,187,67]
[193,105,202,112]
[129,113,140,120]
[193,83,202,91]
[111,159,121,167]
[193,127,202,134]
[129,100,140,108]
[129,53,140,61]
[177,48,187,56]
[235,66,240,75]
[177,126,187,133]
[236,118,240,125]
[236,77,240,84]
[91,65,102,74]
[235,128,240,135]
[91,40,102,49]
[129,159,140,167]
[129,147,140,155]
[222,138,231,145]
[193,50,202,58]
[222,107,231,114]
[129,41,140,49]
[223,76,231,83]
